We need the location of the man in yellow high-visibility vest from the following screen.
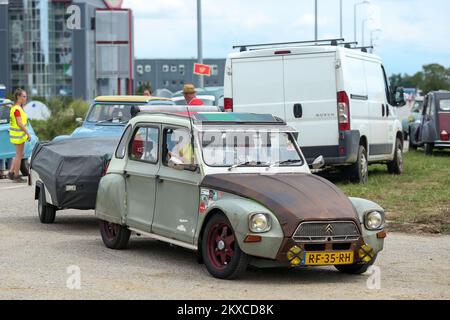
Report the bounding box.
[8,88,31,182]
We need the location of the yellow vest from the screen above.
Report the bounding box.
[9,104,28,144]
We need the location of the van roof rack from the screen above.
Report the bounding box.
[353,46,374,53]
[233,38,345,52]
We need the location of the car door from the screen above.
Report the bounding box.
[124,124,161,232]
[420,94,438,143]
[151,126,201,244]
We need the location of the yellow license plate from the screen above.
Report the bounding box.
[304,251,354,266]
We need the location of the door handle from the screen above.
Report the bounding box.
[386,105,390,117]
[124,170,130,178]
[293,104,303,118]
[156,175,164,183]
[381,104,385,117]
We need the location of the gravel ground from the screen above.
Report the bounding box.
[0,179,449,300]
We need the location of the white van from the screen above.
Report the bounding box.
[223,41,406,183]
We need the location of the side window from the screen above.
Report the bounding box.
[381,65,392,105]
[428,95,435,116]
[163,128,195,167]
[129,126,159,164]
[0,106,11,124]
[115,125,132,159]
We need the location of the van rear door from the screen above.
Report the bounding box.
[283,52,339,160]
[231,56,286,120]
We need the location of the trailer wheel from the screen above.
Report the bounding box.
[38,188,56,224]
[20,159,30,177]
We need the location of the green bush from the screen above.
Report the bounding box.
[29,97,89,141]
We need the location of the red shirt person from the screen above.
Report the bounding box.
[183,84,204,106]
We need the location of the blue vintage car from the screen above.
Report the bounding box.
[53,96,175,141]
[0,99,39,175]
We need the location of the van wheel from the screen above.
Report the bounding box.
[424,143,434,156]
[347,145,368,184]
[99,220,131,249]
[38,188,56,224]
[202,213,249,279]
[387,138,403,174]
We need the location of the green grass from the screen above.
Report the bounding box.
[333,149,450,234]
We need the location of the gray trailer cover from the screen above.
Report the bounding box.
[30,137,119,210]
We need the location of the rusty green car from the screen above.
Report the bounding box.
[95,111,386,279]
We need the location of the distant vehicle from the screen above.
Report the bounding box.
[0,99,39,177]
[409,91,450,154]
[172,87,224,110]
[401,96,423,140]
[96,111,386,279]
[53,96,175,141]
[224,39,406,183]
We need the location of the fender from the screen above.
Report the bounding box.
[95,173,127,225]
[349,197,385,253]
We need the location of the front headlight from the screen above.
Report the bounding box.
[249,213,271,233]
[364,211,385,230]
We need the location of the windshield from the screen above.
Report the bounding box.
[86,104,142,124]
[439,99,450,112]
[412,101,423,113]
[0,105,10,124]
[200,130,303,167]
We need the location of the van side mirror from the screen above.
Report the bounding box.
[310,155,325,170]
[76,117,83,124]
[393,87,406,107]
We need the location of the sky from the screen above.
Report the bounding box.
[122,0,450,75]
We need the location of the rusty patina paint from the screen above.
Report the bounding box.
[201,173,359,237]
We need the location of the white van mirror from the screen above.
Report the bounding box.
[310,156,325,170]
[394,87,406,107]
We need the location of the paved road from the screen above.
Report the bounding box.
[0,179,449,300]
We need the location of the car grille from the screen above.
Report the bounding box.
[293,221,360,242]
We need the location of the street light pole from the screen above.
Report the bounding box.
[370,28,382,52]
[197,0,204,88]
[315,0,318,41]
[354,0,370,43]
[362,17,374,46]
[340,0,343,39]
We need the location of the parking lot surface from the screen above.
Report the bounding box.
[0,179,449,300]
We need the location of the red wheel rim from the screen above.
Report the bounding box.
[102,221,119,241]
[206,221,235,269]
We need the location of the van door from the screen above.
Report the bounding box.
[365,60,391,159]
[283,52,339,161]
[231,56,286,120]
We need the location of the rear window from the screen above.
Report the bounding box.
[439,99,450,112]
[0,105,10,124]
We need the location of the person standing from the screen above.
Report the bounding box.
[183,84,204,106]
[8,88,30,182]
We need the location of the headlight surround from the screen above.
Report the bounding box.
[364,211,385,230]
[249,213,271,233]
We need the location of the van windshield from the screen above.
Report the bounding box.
[200,129,303,167]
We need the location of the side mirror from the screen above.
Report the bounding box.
[310,155,325,170]
[168,156,185,171]
[394,87,406,107]
[76,117,83,124]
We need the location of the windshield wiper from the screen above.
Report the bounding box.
[267,159,303,169]
[228,161,265,171]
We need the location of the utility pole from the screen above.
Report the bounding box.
[340,0,343,39]
[197,0,204,88]
[314,0,318,41]
[354,1,370,43]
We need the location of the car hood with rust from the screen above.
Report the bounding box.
[201,173,359,237]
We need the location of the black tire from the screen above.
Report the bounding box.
[408,128,418,150]
[387,138,403,175]
[99,220,131,249]
[346,145,368,184]
[38,188,56,224]
[20,159,30,177]
[424,143,434,156]
[201,213,249,279]
[335,254,378,275]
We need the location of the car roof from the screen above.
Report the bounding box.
[94,95,172,103]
